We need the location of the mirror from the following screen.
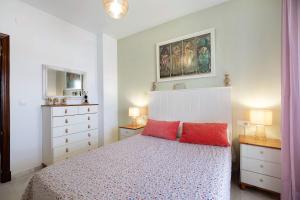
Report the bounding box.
[43,65,86,98]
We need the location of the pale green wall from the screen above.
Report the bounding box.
[118,0,281,145]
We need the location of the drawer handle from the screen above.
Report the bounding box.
[65,109,68,114]
[65,119,68,124]
[88,108,90,112]
[260,151,264,154]
[88,116,91,120]
[88,125,91,129]
[259,179,264,183]
[88,141,91,146]
[88,133,91,137]
[65,138,69,143]
[66,148,69,153]
[65,129,68,133]
[260,164,264,168]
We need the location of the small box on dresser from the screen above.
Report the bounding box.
[239,135,281,194]
[42,104,99,166]
[119,124,145,140]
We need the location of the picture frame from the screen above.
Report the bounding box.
[156,28,216,82]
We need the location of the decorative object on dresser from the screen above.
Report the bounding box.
[250,110,272,139]
[83,90,89,104]
[119,124,145,140]
[151,81,157,91]
[42,104,99,166]
[224,73,231,86]
[239,135,281,194]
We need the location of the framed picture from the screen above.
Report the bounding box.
[156,28,215,82]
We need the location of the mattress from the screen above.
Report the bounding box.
[22,135,232,200]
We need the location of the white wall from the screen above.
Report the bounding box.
[0,0,98,174]
[98,33,118,145]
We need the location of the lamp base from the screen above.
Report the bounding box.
[131,117,138,127]
[255,125,267,140]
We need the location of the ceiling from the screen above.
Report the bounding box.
[22,0,228,39]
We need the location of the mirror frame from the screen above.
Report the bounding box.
[42,65,87,99]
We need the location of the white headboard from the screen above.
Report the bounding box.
[148,87,232,138]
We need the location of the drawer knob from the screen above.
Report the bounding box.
[65,138,69,143]
[88,141,91,146]
[65,109,68,114]
[88,125,91,129]
[66,148,69,153]
[88,133,91,137]
[65,129,69,133]
[88,108,90,112]
[260,164,264,168]
[88,116,91,120]
[260,151,264,154]
[259,179,264,182]
[65,119,68,124]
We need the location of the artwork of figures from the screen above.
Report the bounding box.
[157,29,215,82]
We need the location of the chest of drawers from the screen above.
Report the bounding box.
[42,104,99,165]
[239,135,281,194]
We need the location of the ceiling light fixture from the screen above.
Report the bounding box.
[103,0,129,19]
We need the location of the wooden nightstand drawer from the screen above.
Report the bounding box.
[119,125,144,140]
[241,170,281,193]
[239,135,281,194]
[241,157,281,178]
[241,144,280,163]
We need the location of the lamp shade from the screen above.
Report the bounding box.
[103,0,128,19]
[129,107,140,117]
[250,110,272,126]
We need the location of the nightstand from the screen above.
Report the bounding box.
[119,124,145,140]
[239,135,281,194]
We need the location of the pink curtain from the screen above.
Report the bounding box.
[281,0,300,199]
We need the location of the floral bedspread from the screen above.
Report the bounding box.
[22,135,231,200]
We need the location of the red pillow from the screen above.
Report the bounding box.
[142,119,180,140]
[179,123,230,147]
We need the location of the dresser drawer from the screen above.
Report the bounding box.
[52,115,81,127]
[52,130,97,147]
[68,140,90,156]
[241,170,281,193]
[52,107,78,116]
[241,157,281,178]
[53,124,87,137]
[78,113,98,124]
[53,145,69,161]
[88,137,98,151]
[78,105,98,114]
[241,144,280,163]
[120,128,143,140]
[86,120,98,131]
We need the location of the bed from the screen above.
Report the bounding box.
[22,87,232,200]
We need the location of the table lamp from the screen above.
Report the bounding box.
[129,107,140,126]
[250,109,272,139]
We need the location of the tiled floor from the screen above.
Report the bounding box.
[0,172,279,200]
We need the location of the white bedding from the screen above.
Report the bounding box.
[22,135,232,200]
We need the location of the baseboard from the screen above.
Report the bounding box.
[11,165,43,180]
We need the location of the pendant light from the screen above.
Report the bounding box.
[103,0,129,19]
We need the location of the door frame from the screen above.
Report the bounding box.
[0,33,11,183]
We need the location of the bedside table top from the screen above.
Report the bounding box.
[119,124,145,130]
[239,135,281,149]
